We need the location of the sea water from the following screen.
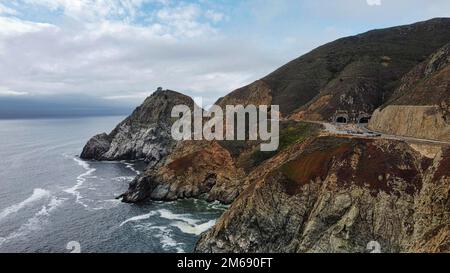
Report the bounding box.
[0,117,225,253]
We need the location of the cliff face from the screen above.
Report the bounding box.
[195,137,450,253]
[81,89,195,165]
[121,121,321,204]
[368,43,450,141]
[217,18,450,120]
[121,140,246,204]
[370,106,450,141]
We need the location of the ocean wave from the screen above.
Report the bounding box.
[111,176,135,182]
[158,209,199,226]
[0,188,51,221]
[120,209,217,236]
[149,226,185,253]
[36,196,66,217]
[64,157,96,208]
[119,211,158,227]
[0,196,66,246]
[123,162,140,175]
[120,208,217,252]
[158,209,216,235]
[170,220,216,236]
[206,201,230,211]
[91,199,122,211]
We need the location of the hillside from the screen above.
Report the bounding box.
[369,43,450,141]
[196,136,450,253]
[386,43,450,107]
[217,18,450,121]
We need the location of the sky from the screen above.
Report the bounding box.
[0,0,449,114]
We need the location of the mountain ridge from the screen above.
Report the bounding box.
[217,18,450,121]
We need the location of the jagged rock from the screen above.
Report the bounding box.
[80,133,111,160]
[80,89,195,164]
[195,137,450,253]
[121,141,246,204]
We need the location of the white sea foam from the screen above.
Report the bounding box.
[64,157,96,208]
[0,188,50,221]
[0,196,66,246]
[170,220,216,236]
[119,211,158,227]
[36,196,66,217]
[119,209,215,251]
[207,201,230,211]
[158,209,217,235]
[158,209,199,226]
[91,199,122,211]
[123,162,140,175]
[149,226,185,253]
[111,176,135,182]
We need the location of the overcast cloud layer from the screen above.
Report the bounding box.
[0,0,449,108]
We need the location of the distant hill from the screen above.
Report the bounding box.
[217,18,450,121]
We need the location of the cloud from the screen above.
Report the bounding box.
[0,3,18,15]
[0,86,28,96]
[0,1,281,105]
[366,0,382,6]
[20,0,149,22]
[205,10,225,23]
[155,3,216,38]
[0,0,449,110]
[0,16,56,37]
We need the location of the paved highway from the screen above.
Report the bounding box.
[303,120,450,146]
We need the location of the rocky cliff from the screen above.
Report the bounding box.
[120,140,245,204]
[195,136,450,253]
[81,89,195,166]
[368,43,450,141]
[120,121,321,204]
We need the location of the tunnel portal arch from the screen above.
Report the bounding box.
[357,114,372,124]
[336,116,348,124]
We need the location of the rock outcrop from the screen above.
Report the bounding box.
[121,141,246,204]
[195,136,450,253]
[81,89,195,165]
[368,43,450,142]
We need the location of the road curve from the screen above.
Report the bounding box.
[301,120,450,146]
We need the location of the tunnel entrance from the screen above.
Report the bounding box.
[336,116,348,124]
[358,117,370,124]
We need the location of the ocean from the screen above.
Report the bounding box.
[0,116,225,253]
